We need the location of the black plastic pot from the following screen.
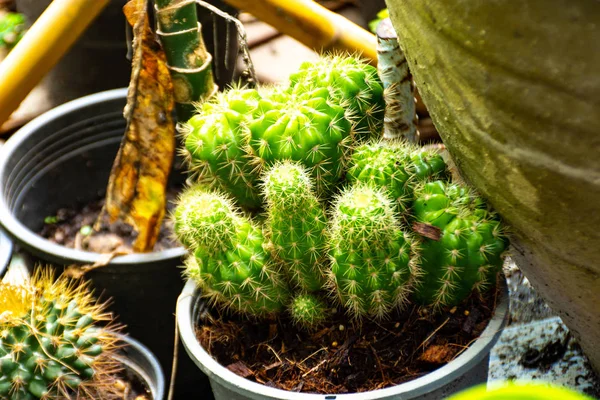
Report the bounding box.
[117,334,166,400]
[0,89,211,399]
[16,0,239,108]
[0,228,14,279]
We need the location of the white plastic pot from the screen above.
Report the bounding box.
[177,280,509,400]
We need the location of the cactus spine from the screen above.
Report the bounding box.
[183,89,262,209]
[262,161,328,292]
[289,54,385,139]
[328,184,417,319]
[412,181,508,307]
[0,270,120,400]
[175,186,289,316]
[247,87,353,195]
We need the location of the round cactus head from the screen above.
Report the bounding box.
[288,294,328,329]
[0,269,120,400]
[182,88,263,209]
[262,161,315,209]
[329,184,417,319]
[247,87,353,195]
[289,54,385,139]
[173,185,238,251]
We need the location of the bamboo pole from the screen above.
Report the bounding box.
[222,0,377,64]
[155,0,217,121]
[377,18,418,142]
[0,0,109,126]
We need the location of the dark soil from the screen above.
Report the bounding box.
[196,285,501,394]
[40,189,179,253]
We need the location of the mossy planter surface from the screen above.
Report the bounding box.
[177,279,509,400]
[386,0,600,372]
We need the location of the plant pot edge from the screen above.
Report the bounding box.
[116,333,166,400]
[177,279,509,400]
[0,228,14,279]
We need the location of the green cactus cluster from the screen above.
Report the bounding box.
[175,55,507,329]
[0,270,120,400]
[174,159,507,327]
[181,54,385,209]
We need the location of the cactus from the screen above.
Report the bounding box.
[175,186,289,316]
[411,180,508,307]
[172,185,238,251]
[247,87,353,195]
[0,269,120,399]
[182,88,263,209]
[328,184,417,319]
[289,54,385,139]
[346,142,413,212]
[347,141,447,211]
[408,147,448,181]
[262,161,327,292]
[288,294,328,328]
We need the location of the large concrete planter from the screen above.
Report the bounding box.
[385,0,600,371]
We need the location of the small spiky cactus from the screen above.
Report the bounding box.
[289,54,385,138]
[182,88,263,209]
[347,141,447,211]
[172,184,238,250]
[288,294,328,328]
[411,181,508,307]
[347,142,413,211]
[247,87,353,195]
[262,161,327,292]
[328,184,417,319]
[0,269,120,400]
[175,186,289,316]
[408,147,448,181]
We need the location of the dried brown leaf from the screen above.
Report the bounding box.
[101,0,175,252]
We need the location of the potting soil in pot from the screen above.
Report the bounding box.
[196,283,500,394]
[39,189,179,253]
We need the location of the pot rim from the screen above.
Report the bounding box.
[0,228,14,278]
[115,333,166,400]
[0,88,186,265]
[177,279,509,400]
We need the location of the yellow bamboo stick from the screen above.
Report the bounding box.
[223,0,377,64]
[0,0,110,126]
